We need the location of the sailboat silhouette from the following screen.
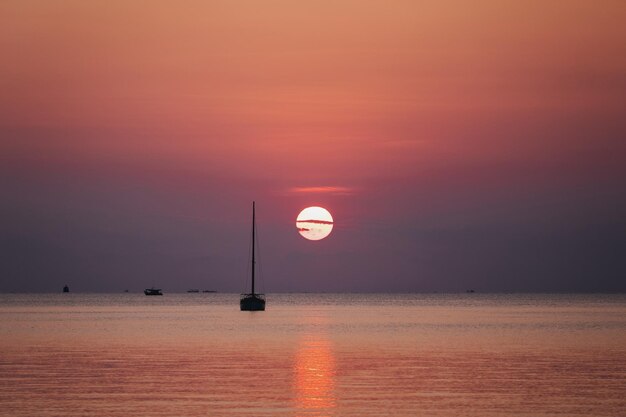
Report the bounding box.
[240,201,266,311]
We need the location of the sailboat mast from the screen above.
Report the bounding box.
[251,201,255,295]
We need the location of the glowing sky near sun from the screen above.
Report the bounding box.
[1,1,625,292]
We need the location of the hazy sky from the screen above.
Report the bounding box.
[1,1,625,292]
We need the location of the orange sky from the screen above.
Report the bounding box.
[1,1,625,292]
[3,0,624,179]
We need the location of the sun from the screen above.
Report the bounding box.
[296,207,334,241]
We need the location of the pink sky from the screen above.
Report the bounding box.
[1,1,625,292]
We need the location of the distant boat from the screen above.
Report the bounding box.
[202,290,217,293]
[187,289,200,293]
[144,288,163,296]
[240,201,266,311]
[63,285,69,293]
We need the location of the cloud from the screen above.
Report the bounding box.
[287,186,354,195]
[296,219,333,225]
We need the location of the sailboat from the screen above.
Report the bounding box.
[240,201,266,311]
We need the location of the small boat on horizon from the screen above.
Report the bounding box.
[202,290,217,293]
[62,285,69,293]
[144,288,163,296]
[187,289,200,293]
[240,201,266,311]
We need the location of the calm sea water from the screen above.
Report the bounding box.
[0,293,624,417]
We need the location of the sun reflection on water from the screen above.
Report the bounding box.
[294,336,337,416]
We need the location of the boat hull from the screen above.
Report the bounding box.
[144,289,163,296]
[240,294,265,311]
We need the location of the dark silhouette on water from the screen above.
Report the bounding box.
[144,288,163,296]
[240,201,266,311]
[63,285,69,293]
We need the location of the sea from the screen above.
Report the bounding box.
[0,293,624,417]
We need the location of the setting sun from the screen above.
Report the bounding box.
[296,207,334,241]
